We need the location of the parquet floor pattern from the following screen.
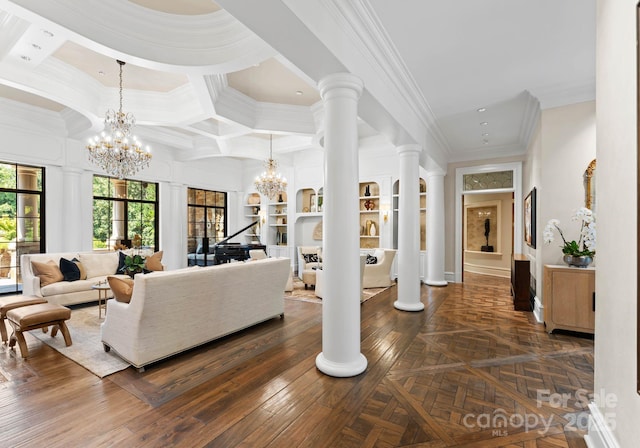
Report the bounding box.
[0,273,592,447]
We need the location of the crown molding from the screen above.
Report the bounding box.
[328,0,449,150]
[0,95,66,135]
[529,80,595,110]
[448,142,526,164]
[0,10,29,61]
[518,91,540,151]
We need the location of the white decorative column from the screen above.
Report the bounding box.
[109,179,127,248]
[167,182,187,270]
[315,72,367,377]
[395,145,424,311]
[425,171,447,286]
[61,167,84,251]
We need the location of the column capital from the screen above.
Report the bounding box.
[318,73,363,100]
[396,144,422,155]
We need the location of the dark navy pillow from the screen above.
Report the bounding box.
[59,257,81,281]
[116,251,127,274]
[366,254,378,265]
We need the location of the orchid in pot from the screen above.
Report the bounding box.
[543,207,596,267]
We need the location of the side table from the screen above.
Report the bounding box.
[92,282,112,319]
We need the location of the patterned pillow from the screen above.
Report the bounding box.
[366,254,378,265]
[303,253,319,264]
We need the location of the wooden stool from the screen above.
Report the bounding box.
[0,296,47,344]
[7,303,72,358]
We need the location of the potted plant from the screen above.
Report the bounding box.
[121,254,146,278]
[543,207,596,267]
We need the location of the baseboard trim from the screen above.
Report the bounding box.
[445,271,456,283]
[532,295,543,323]
[585,403,620,448]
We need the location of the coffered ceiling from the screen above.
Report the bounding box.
[0,0,595,168]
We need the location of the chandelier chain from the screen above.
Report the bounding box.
[86,60,152,179]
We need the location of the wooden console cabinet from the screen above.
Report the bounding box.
[511,254,531,311]
[543,264,595,334]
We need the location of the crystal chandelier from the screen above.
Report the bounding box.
[254,134,287,200]
[86,60,151,179]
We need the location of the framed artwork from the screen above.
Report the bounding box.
[524,187,536,248]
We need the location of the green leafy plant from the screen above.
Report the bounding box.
[121,254,145,277]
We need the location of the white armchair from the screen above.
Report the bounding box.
[363,249,396,289]
[297,246,322,288]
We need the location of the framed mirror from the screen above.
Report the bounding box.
[584,159,596,210]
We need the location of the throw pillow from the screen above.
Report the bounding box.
[303,253,319,264]
[59,257,81,282]
[366,254,378,265]
[71,258,87,280]
[145,251,164,271]
[107,276,134,303]
[116,250,127,274]
[32,260,64,286]
[78,252,119,279]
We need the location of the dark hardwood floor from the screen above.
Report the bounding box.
[0,273,593,447]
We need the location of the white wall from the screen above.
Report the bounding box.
[588,0,640,446]
[539,101,596,271]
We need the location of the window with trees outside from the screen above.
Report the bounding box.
[0,162,45,294]
[187,188,227,266]
[92,176,158,251]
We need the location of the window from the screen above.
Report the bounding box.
[92,176,158,250]
[187,188,227,265]
[0,162,45,294]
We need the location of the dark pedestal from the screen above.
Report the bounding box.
[511,254,531,311]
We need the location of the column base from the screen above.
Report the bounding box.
[315,352,367,377]
[394,300,425,312]
[425,279,448,286]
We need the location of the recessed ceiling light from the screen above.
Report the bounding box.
[42,30,54,38]
[98,71,105,76]
[20,55,31,62]
[31,44,41,50]
[295,90,303,96]
[477,107,486,112]
[480,122,488,126]
[483,140,489,145]
[482,133,489,137]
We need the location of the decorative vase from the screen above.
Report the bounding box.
[563,254,593,268]
[370,222,377,237]
[278,193,283,203]
[364,185,371,196]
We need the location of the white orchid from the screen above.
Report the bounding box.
[544,208,596,257]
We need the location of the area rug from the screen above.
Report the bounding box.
[30,304,130,378]
[285,279,388,304]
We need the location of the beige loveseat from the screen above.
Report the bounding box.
[20,250,162,306]
[101,257,290,370]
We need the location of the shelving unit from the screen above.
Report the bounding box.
[268,198,288,246]
[359,181,380,249]
[244,193,262,243]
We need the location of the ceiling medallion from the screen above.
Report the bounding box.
[254,135,287,200]
[86,60,151,179]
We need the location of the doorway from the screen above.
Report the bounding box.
[454,162,522,283]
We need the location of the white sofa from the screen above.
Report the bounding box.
[21,251,131,306]
[101,257,290,370]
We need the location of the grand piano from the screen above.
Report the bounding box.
[188,220,266,266]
